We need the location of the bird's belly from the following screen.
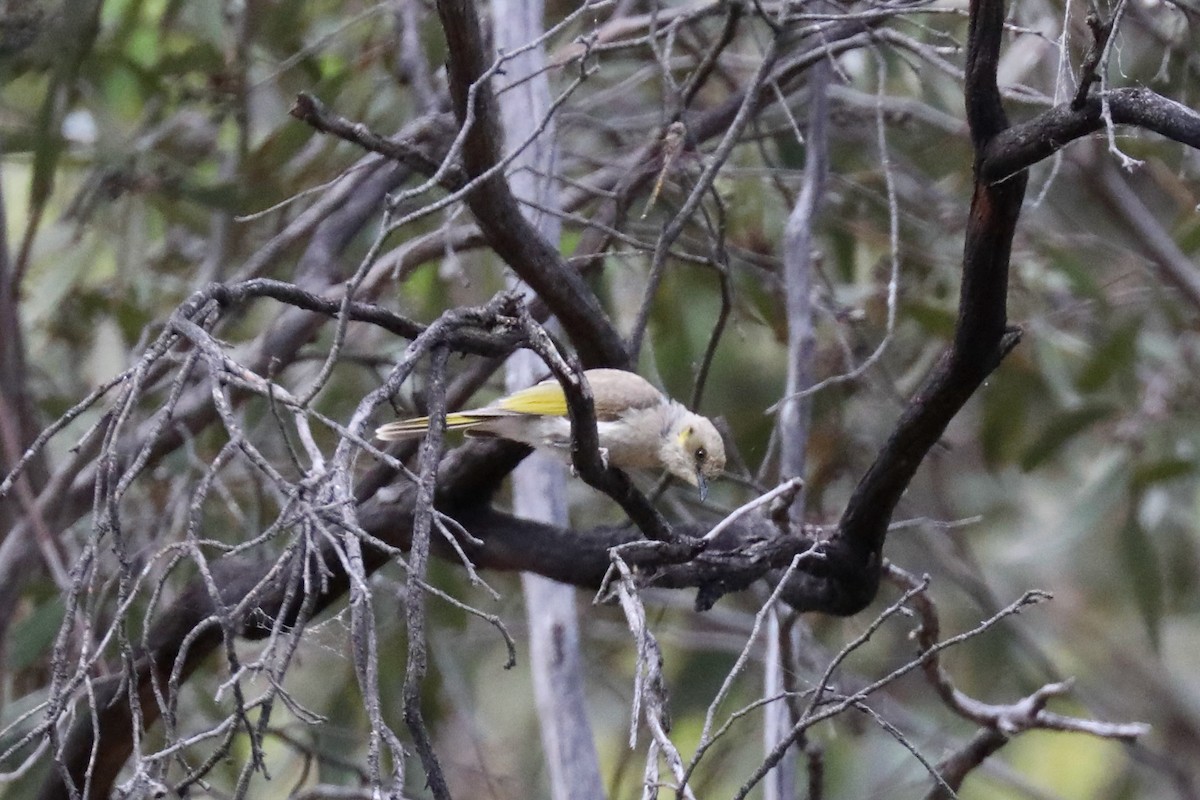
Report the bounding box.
[476,412,663,470]
[596,417,662,469]
[475,414,573,450]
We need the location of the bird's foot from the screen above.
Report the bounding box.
[568,446,609,477]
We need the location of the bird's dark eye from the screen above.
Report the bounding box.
[695,447,707,463]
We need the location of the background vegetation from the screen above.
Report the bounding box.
[0,0,1198,798]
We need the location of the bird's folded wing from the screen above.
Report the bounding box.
[499,370,666,421]
[496,380,569,417]
[584,370,666,420]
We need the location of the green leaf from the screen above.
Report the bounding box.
[773,131,806,170]
[1132,458,1196,491]
[1060,453,1129,548]
[980,369,1040,467]
[6,598,65,671]
[906,299,956,339]
[1020,403,1116,471]
[1118,499,1163,651]
[30,77,65,209]
[1076,317,1139,393]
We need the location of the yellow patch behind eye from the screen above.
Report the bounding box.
[677,425,694,445]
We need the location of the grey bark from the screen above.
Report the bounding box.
[490,2,606,798]
[771,56,832,800]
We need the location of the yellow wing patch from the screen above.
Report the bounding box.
[496,380,568,417]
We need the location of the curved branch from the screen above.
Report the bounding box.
[983,88,1200,183]
[789,11,1200,617]
[806,0,1028,615]
[434,0,629,369]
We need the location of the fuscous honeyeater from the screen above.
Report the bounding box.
[375,368,726,498]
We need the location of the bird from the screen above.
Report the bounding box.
[376,368,726,499]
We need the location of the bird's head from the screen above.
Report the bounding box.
[661,413,726,500]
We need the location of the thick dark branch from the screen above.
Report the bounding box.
[434,0,629,369]
[824,13,1200,614]
[983,88,1200,183]
[815,0,1027,615]
[963,0,1011,149]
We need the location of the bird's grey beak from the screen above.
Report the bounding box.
[697,473,709,502]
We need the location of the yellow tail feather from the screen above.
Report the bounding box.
[375,413,486,440]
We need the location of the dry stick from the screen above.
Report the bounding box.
[0,173,47,527]
[0,367,131,497]
[733,586,1051,800]
[678,0,743,112]
[518,196,724,270]
[629,30,782,361]
[887,564,1150,741]
[766,45,899,415]
[30,296,520,800]
[645,2,680,112]
[679,548,817,795]
[1077,0,1141,170]
[802,575,931,723]
[227,554,319,799]
[327,297,528,792]
[492,1,606,795]
[402,345,452,800]
[689,192,733,413]
[294,45,595,243]
[882,562,1149,798]
[0,391,69,589]
[328,522,404,790]
[219,528,328,796]
[1087,156,1200,311]
[923,728,1007,800]
[337,519,515,667]
[701,478,803,543]
[608,554,697,800]
[163,331,305,792]
[777,46,829,524]
[44,323,212,799]
[218,271,518,356]
[296,203,399,408]
[848,699,958,798]
[396,0,438,112]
